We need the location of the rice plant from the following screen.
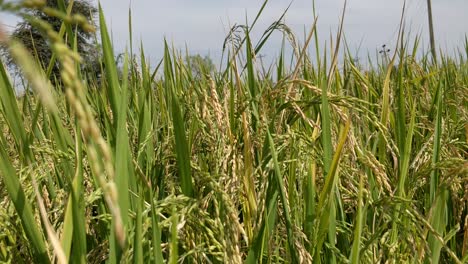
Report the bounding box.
[0,1,467,263]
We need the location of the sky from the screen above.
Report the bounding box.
[1,0,468,66]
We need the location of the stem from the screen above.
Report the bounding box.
[426,0,437,62]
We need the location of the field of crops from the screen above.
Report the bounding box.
[0,1,467,263]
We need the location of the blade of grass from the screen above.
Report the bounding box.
[169,206,179,264]
[349,173,365,264]
[99,3,121,124]
[245,30,260,131]
[428,78,447,263]
[165,42,194,197]
[267,130,299,263]
[99,5,129,262]
[133,190,143,264]
[0,139,50,263]
[304,118,320,252]
[313,118,351,263]
[246,135,281,264]
[0,57,27,156]
[390,101,416,245]
[61,118,87,263]
[149,188,163,262]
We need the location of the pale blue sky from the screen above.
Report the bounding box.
[1,0,468,64]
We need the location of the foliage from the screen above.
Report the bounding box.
[0,2,467,263]
[1,0,98,84]
[186,54,215,79]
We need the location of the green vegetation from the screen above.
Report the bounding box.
[186,54,215,80]
[0,1,467,263]
[1,0,99,84]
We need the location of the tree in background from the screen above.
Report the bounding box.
[2,0,99,84]
[186,54,215,79]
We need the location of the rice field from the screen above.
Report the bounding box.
[0,1,467,263]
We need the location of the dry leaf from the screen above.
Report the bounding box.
[0,23,7,43]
